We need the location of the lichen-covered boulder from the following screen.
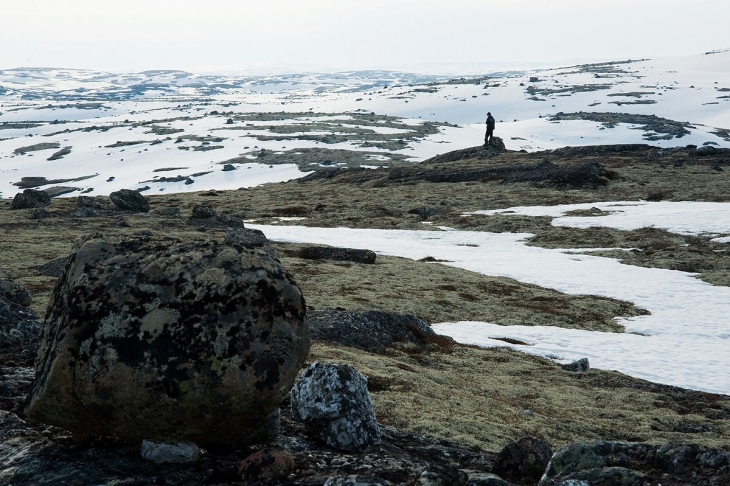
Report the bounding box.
[291,362,381,452]
[10,189,51,210]
[109,189,150,212]
[25,234,310,446]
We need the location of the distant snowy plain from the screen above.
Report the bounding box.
[2,52,729,394]
[1,50,729,198]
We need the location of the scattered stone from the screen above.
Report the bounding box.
[291,362,381,452]
[222,164,236,171]
[73,206,98,218]
[417,469,469,486]
[239,448,295,481]
[191,205,217,219]
[493,436,553,484]
[0,280,32,307]
[115,216,130,227]
[215,212,245,228]
[133,230,154,237]
[37,257,69,278]
[465,472,512,485]
[225,228,269,248]
[408,206,440,218]
[109,189,150,212]
[25,234,310,447]
[77,195,108,209]
[551,467,646,486]
[297,246,377,264]
[308,310,454,354]
[10,189,51,210]
[153,207,181,217]
[325,475,394,486]
[140,440,201,464]
[561,358,590,373]
[31,208,53,219]
[696,145,717,156]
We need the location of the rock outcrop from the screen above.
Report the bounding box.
[291,362,381,452]
[25,233,310,447]
[10,189,51,210]
[297,246,377,264]
[309,310,454,354]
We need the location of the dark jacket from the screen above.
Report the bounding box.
[486,115,495,130]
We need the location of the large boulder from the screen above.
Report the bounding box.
[291,362,381,452]
[10,189,51,210]
[25,234,310,447]
[109,189,150,212]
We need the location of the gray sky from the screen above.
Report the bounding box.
[2,0,729,73]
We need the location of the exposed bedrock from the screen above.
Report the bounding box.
[25,233,310,447]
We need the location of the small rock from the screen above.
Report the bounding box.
[73,207,98,218]
[31,208,52,220]
[465,472,512,486]
[325,475,394,486]
[133,230,153,237]
[239,448,294,481]
[141,440,201,464]
[10,189,51,210]
[562,358,589,373]
[115,216,130,227]
[291,362,381,452]
[109,189,150,212]
[225,228,269,248]
[554,467,645,486]
[77,195,108,209]
[222,164,236,171]
[216,212,245,228]
[191,205,217,219]
[418,469,468,485]
[0,280,32,307]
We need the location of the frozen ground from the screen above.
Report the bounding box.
[249,200,730,395]
[1,50,729,198]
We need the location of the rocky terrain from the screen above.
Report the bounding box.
[1,140,729,485]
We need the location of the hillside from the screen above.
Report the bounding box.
[1,141,729,484]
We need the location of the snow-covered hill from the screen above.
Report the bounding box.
[1,50,729,198]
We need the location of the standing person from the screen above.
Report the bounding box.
[485,112,496,146]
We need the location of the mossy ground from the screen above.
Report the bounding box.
[1,145,729,453]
